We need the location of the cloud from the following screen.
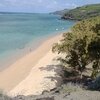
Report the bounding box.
[38,0,43,3]
[0,0,99,12]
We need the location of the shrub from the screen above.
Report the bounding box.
[52,16,100,78]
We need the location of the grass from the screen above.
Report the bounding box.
[60,83,83,93]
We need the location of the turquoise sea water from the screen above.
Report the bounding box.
[0,13,75,68]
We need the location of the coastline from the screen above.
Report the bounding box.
[0,30,68,71]
[0,32,63,95]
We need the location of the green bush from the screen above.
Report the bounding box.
[52,16,100,78]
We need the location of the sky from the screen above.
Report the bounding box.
[0,0,100,13]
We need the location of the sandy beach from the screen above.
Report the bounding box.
[0,33,63,96]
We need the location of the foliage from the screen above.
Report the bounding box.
[61,83,83,93]
[61,4,100,20]
[52,16,100,78]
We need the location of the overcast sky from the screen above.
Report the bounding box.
[0,0,100,13]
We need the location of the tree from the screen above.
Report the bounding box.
[52,16,100,79]
[88,38,100,78]
[52,33,89,79]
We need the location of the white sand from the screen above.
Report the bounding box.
[0,34,62,96]
[9,50,62,96]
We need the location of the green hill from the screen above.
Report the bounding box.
[61,3,100,20]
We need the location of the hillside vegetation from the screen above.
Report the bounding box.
[53,16,100,80]
[61,4,100,20]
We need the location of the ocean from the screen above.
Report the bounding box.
[0,13,75,69]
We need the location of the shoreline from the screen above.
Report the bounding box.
[0,30,67,71]
[0,32,63,95]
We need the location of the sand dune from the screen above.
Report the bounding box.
[0,34,62,95]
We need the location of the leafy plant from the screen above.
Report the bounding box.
[52,16,100,78]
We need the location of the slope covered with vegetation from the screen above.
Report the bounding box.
[61,4,100,20]
[53,16,100,80]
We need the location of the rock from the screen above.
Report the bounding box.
[42,90,49,95]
